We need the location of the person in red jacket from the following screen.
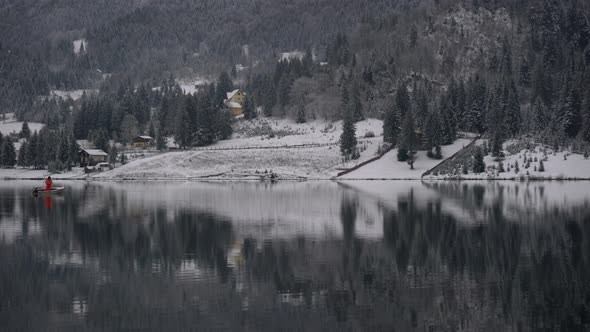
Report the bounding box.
[45,176,53,190]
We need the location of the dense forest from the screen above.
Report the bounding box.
[1,0,590,167]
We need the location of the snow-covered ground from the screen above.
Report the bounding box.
[0,167,86,180]
[221,117,383,149]
[178,78,210,95]
[93,118,385,180]
[424,139,590,180]
[49,89,98,101]
[0,113,44,135]
[339,139,473,180]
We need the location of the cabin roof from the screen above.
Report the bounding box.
[132,135,153,142]
[226,89,241,100]
[80,148,108,156]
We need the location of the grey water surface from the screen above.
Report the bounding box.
[1,180,589,331]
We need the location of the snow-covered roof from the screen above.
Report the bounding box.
[226,89,240,100]
[226,101,242,109]
[134,135,153,141]
[280,51,305,61]
[81,149,108,156]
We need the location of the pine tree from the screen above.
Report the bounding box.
[156,126,166,151]
[243,95,256,120]
[17,141,27,167]
[519,55,531,87]
[559,74,582,138]
[439,95,457,145]
[395,84,411,118]
[148,121,156,138]
[67,133,79,169]
[195,91,216,146]
[398,111,416,162]
[263,77,276,117]
[533,98,549,132]
[175,101,192,149]
[465,75,487,133]
[215,72,234,107]
[581,91,590,142]
[504,83,521,137]
[27,131,39,169]
[296,97,306,124]
[340,105,357,159]
[349,82,363,122]
[20,121,30,139]
[1,138,16,168]
[473,147,486,173]
[340,85,349,120]
[214,108,233,140]
[539,159,545,172]
[277,74,293,113]
[93,128,110,152]
[532,58,553,107]
[409,24,418,48]
[56,130,69,164]
[383,101,400,146]
[109,146,118,166]
[120,114,139,144]
[541,0,561,69]
[491,129,504,161]
[423,111,442,158]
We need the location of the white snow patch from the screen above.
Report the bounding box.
[280,51,305,62]
[73,39,88,55]
[178,77,210,95]
[340,139,472,180]
[0,115,44,135]
[49,89,98,101]
[425,140,590,180]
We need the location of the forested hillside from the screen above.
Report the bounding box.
[1,0,590,171]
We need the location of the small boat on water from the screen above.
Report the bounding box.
[32,187,65,195]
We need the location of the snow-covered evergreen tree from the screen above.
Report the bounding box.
[20,121,30,139]
[383,101,400,146]
[243,95,256,120]
[340,104,357,159]
[398,111,416,162]
[1,138,16,167]
[423,111,442,159]
[296,97,306,124]
[473,147,486,173]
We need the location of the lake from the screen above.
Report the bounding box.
[1,180,589,331]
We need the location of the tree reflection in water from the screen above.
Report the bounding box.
[0,181,589,331]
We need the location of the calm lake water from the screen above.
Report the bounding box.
[1,180,590,331]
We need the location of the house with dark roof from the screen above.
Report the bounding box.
[79,148,108,167]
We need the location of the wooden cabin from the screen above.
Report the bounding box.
[79,148,108,167]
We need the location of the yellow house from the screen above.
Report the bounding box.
[130,136,154,149]
[224,89,246,117]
